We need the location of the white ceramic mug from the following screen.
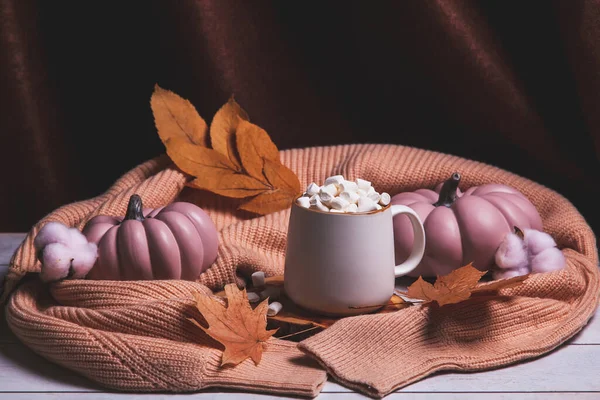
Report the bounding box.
[283,197,426,316]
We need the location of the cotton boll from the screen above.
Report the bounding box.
[523,228,557,256]
[68,227,89,247]
[530,247,566,274]
[495,232,528,270]
[34,222,72,251]
[40,243,74,282]
[492,266,529,281]
[70,242,98,278]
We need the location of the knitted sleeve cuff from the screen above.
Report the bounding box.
[298,308,438,399]
[201,339,327,398]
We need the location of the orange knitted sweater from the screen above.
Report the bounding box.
[2,144,599,398]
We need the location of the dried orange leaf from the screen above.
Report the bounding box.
[239,190,297,214]
[236,119,280,182]
[167,138,235,174]
[263,159,301,195]
[402,263,486,307]
[473,274,529,293]
[210,96,249,170]
[150,88,304,213]
[167,139,268,198]
[189,283,278,366]
[151,84,208,146]
[188,174,269,198]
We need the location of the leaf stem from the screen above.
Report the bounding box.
[276,325,321,339]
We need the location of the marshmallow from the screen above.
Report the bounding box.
[319,191,334,204]
[330,197,350,210]
[345,203,358,213]
[379,192,391,206]
[267,301,283,316]
[312,203,329,212]
[357,197,378,212]
[306,182,320,196]
[339,180,358,193]
[324,175,345,186]
[357,178,372,191]
[301,175,387,214]
[320,183,338,197]
[251,271,265,287]
[296,196,310,208]
[309,195,329,212]
[247,292,261,303]
[340,191,360,204]
[367,191,381,203]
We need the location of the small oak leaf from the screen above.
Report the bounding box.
[188,283,278,366]
[402,263,486,306]
[151,84,208,147]
[210,96,249,170]
[236,119,280,182]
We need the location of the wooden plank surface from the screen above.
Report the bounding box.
[2,394,600,400]
[1,232,599,399]
[0,233,26,264]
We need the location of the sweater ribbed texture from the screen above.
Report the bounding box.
[2,144,598,398]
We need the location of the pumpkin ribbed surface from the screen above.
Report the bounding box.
[82,198,219,281]
[392,176,544,277]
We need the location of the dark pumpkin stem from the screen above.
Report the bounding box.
[124,194,145,221]
[433,172,461,207]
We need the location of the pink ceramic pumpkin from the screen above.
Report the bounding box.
[392,172,543,277]
[82,194,219,281]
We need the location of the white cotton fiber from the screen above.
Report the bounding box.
[70,242,99,278]
[68,227,90,247]
[34,222,71,251]
[494,232,528,270]
[35,221,99,282]
[493,228,566,280]
[40,243,74,282]
[523,228,557,256]
[530,247,566,274]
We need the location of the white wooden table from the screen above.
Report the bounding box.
[1,232,599,400]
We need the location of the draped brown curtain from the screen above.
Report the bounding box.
[1,0,599,234]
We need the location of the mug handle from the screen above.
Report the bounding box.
[391,205,426,277]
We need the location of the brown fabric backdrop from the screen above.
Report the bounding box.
[1,0,599,234]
